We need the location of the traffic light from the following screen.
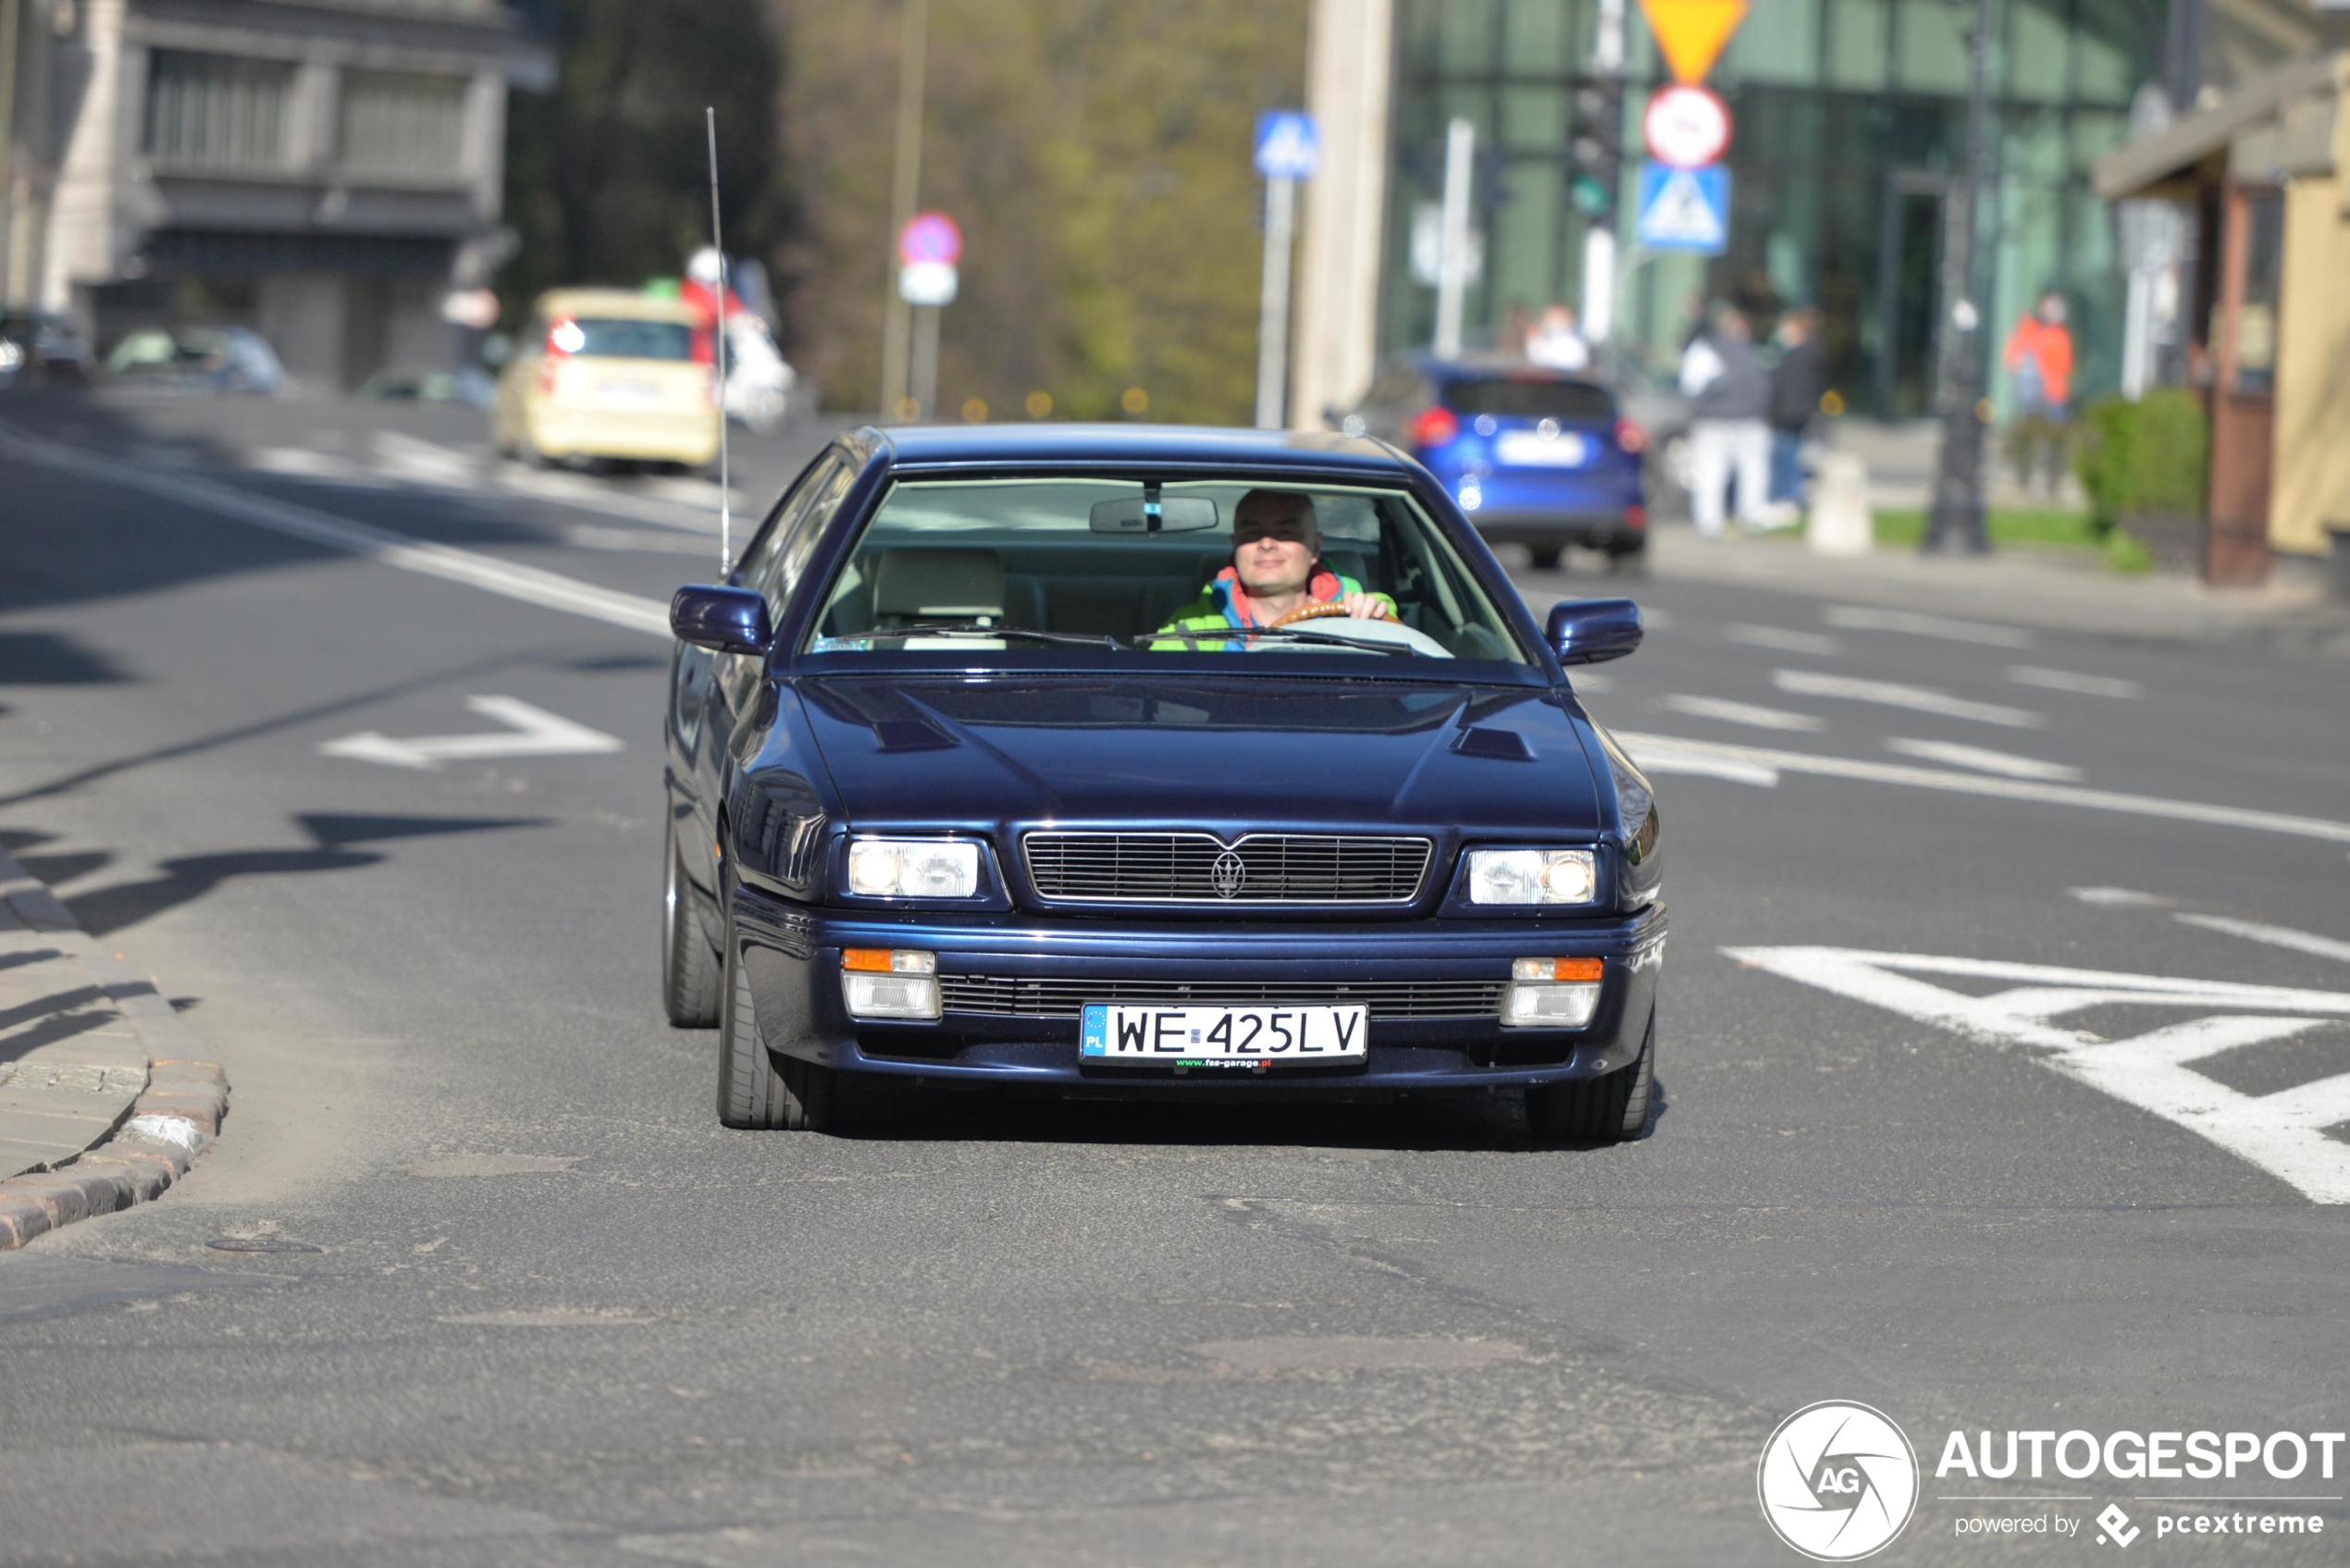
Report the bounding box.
[1571,80,1625,220]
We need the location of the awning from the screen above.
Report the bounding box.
[2094,52,2342,201]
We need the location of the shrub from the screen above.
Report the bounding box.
[2072,389,2208,526]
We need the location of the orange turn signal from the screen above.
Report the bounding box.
[841,948,895,972]
[1515,957,1604,982]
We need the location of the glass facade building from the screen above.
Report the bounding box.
[1383,0,2170,417]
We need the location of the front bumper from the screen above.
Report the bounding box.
[729,884,1666,1098]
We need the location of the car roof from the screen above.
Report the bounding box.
[532,288,699,324]
[861,423,1412,476]
[1401,352,1608,389]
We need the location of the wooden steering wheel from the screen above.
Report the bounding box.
[1267,600,1355,628]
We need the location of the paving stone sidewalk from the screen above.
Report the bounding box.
[0,845,228,1247]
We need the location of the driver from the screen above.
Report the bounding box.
[1155,489,1393,648]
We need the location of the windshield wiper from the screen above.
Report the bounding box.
[881,620,1125,650]
[1144,624,1417,658]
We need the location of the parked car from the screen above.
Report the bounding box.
[104,326,286,394]
[0,312,92,385]
[492,289,719,471]
[1340,354,1648,572]
[661,424,1665,1141]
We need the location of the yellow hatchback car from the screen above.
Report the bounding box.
[493,290,720,470]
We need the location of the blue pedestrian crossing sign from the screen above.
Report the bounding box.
[1636,161,1730,254]
[1254,111,1320,179]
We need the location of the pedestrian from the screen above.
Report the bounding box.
[679,247,746,368]
[1525,302,1590,372]
[1766,306,1826,520]
[2003,290,2074,494]
[1680,306,1772,538]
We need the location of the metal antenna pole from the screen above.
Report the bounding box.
[707,107,732,574]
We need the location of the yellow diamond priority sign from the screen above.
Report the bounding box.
[1639,0,1748,85]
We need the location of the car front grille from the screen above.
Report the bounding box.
[935,975,1503,1019]
[1022,832,1433,906]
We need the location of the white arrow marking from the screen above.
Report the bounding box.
[1774,669,2046,728]
[320,696,625,771]
[1823,604,2035,648]
[1727,945,2350,1204]
[1621,735,1779,787]
[1661,695,1825,733]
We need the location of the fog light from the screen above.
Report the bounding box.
[1500,963,1602,1028]
[841,949,940,1019]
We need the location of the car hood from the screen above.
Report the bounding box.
[794,673,1604,837]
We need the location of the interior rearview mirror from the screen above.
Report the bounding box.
[1546,599,1642,666]
[1088,496,1219,534]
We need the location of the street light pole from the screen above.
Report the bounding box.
[1923,0,1994,554]
[877,0,929,421]
[1581,0,1626,347]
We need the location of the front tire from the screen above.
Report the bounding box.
[715,902,835,1130]
[1527,1016,1655,1143]
[662,821,721,1027]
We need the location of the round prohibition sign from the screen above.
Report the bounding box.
[1642,84,1733,169]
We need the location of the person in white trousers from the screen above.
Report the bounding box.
[1679,308,1772,538]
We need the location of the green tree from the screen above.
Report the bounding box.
[776,0,1309,423]
[502,0,791,321]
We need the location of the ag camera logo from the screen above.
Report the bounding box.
[1758,1401,1921,1561]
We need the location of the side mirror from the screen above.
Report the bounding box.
[1546,599,1642,666]
[671,585,773,654]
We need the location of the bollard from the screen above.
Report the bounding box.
[1808,452,1873,556]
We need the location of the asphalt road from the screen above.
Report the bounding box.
[2,389,2346,1567]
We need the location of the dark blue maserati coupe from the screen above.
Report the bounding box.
[662,425,1664,1140]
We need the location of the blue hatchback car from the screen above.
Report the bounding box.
[662,425,1664,1141]
[1343,355,1648,572]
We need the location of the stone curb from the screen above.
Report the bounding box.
[0,845,229,1250]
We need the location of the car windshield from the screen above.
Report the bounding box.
[561,317,693,361]
[1444,379,1615,422]
[804,475,1531,665]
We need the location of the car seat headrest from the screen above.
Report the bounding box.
[872,547,1006,623]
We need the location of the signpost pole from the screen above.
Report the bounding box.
[1582,0,1626,345]
[910,303,940,421]
[878,0,930,422]
[1433,117,1475,359]
[1923,0,1993,555]
[1255,173,1297,429]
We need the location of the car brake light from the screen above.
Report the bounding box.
[1411,406,1460,448]
[538,316,582,394]
[1614,418,1648,453]
[1626,504,1647,530]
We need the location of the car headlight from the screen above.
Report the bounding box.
[846,838,981,899]
[1467,848,1597,906]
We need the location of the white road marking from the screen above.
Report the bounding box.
[563,524,716,555]
[1824,604,2035,648]
[1725,623,1843,657]
[2175,913,2350,967]
[1612,730,2350,845]
[1772,669,2045,728]
[1660,695,1825,732]
[1725,945,2350,1204]
[319,696,625,771]
[1567,671,1613,692]
[1884,737,2082,782]
[1623,736,1779,787]
[0,421,672,637]
[2069,887,2176,908]
[2008,664,2142,699]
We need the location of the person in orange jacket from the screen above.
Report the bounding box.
[2004,291,2075,493]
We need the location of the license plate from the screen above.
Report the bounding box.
[597,379,664,408]
[1080,1004,1368,1067]
[1496,430,1589,467]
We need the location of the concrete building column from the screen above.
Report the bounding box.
[258,272,345,392]
[1290,0,1393,430]
[41,0,126,313]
